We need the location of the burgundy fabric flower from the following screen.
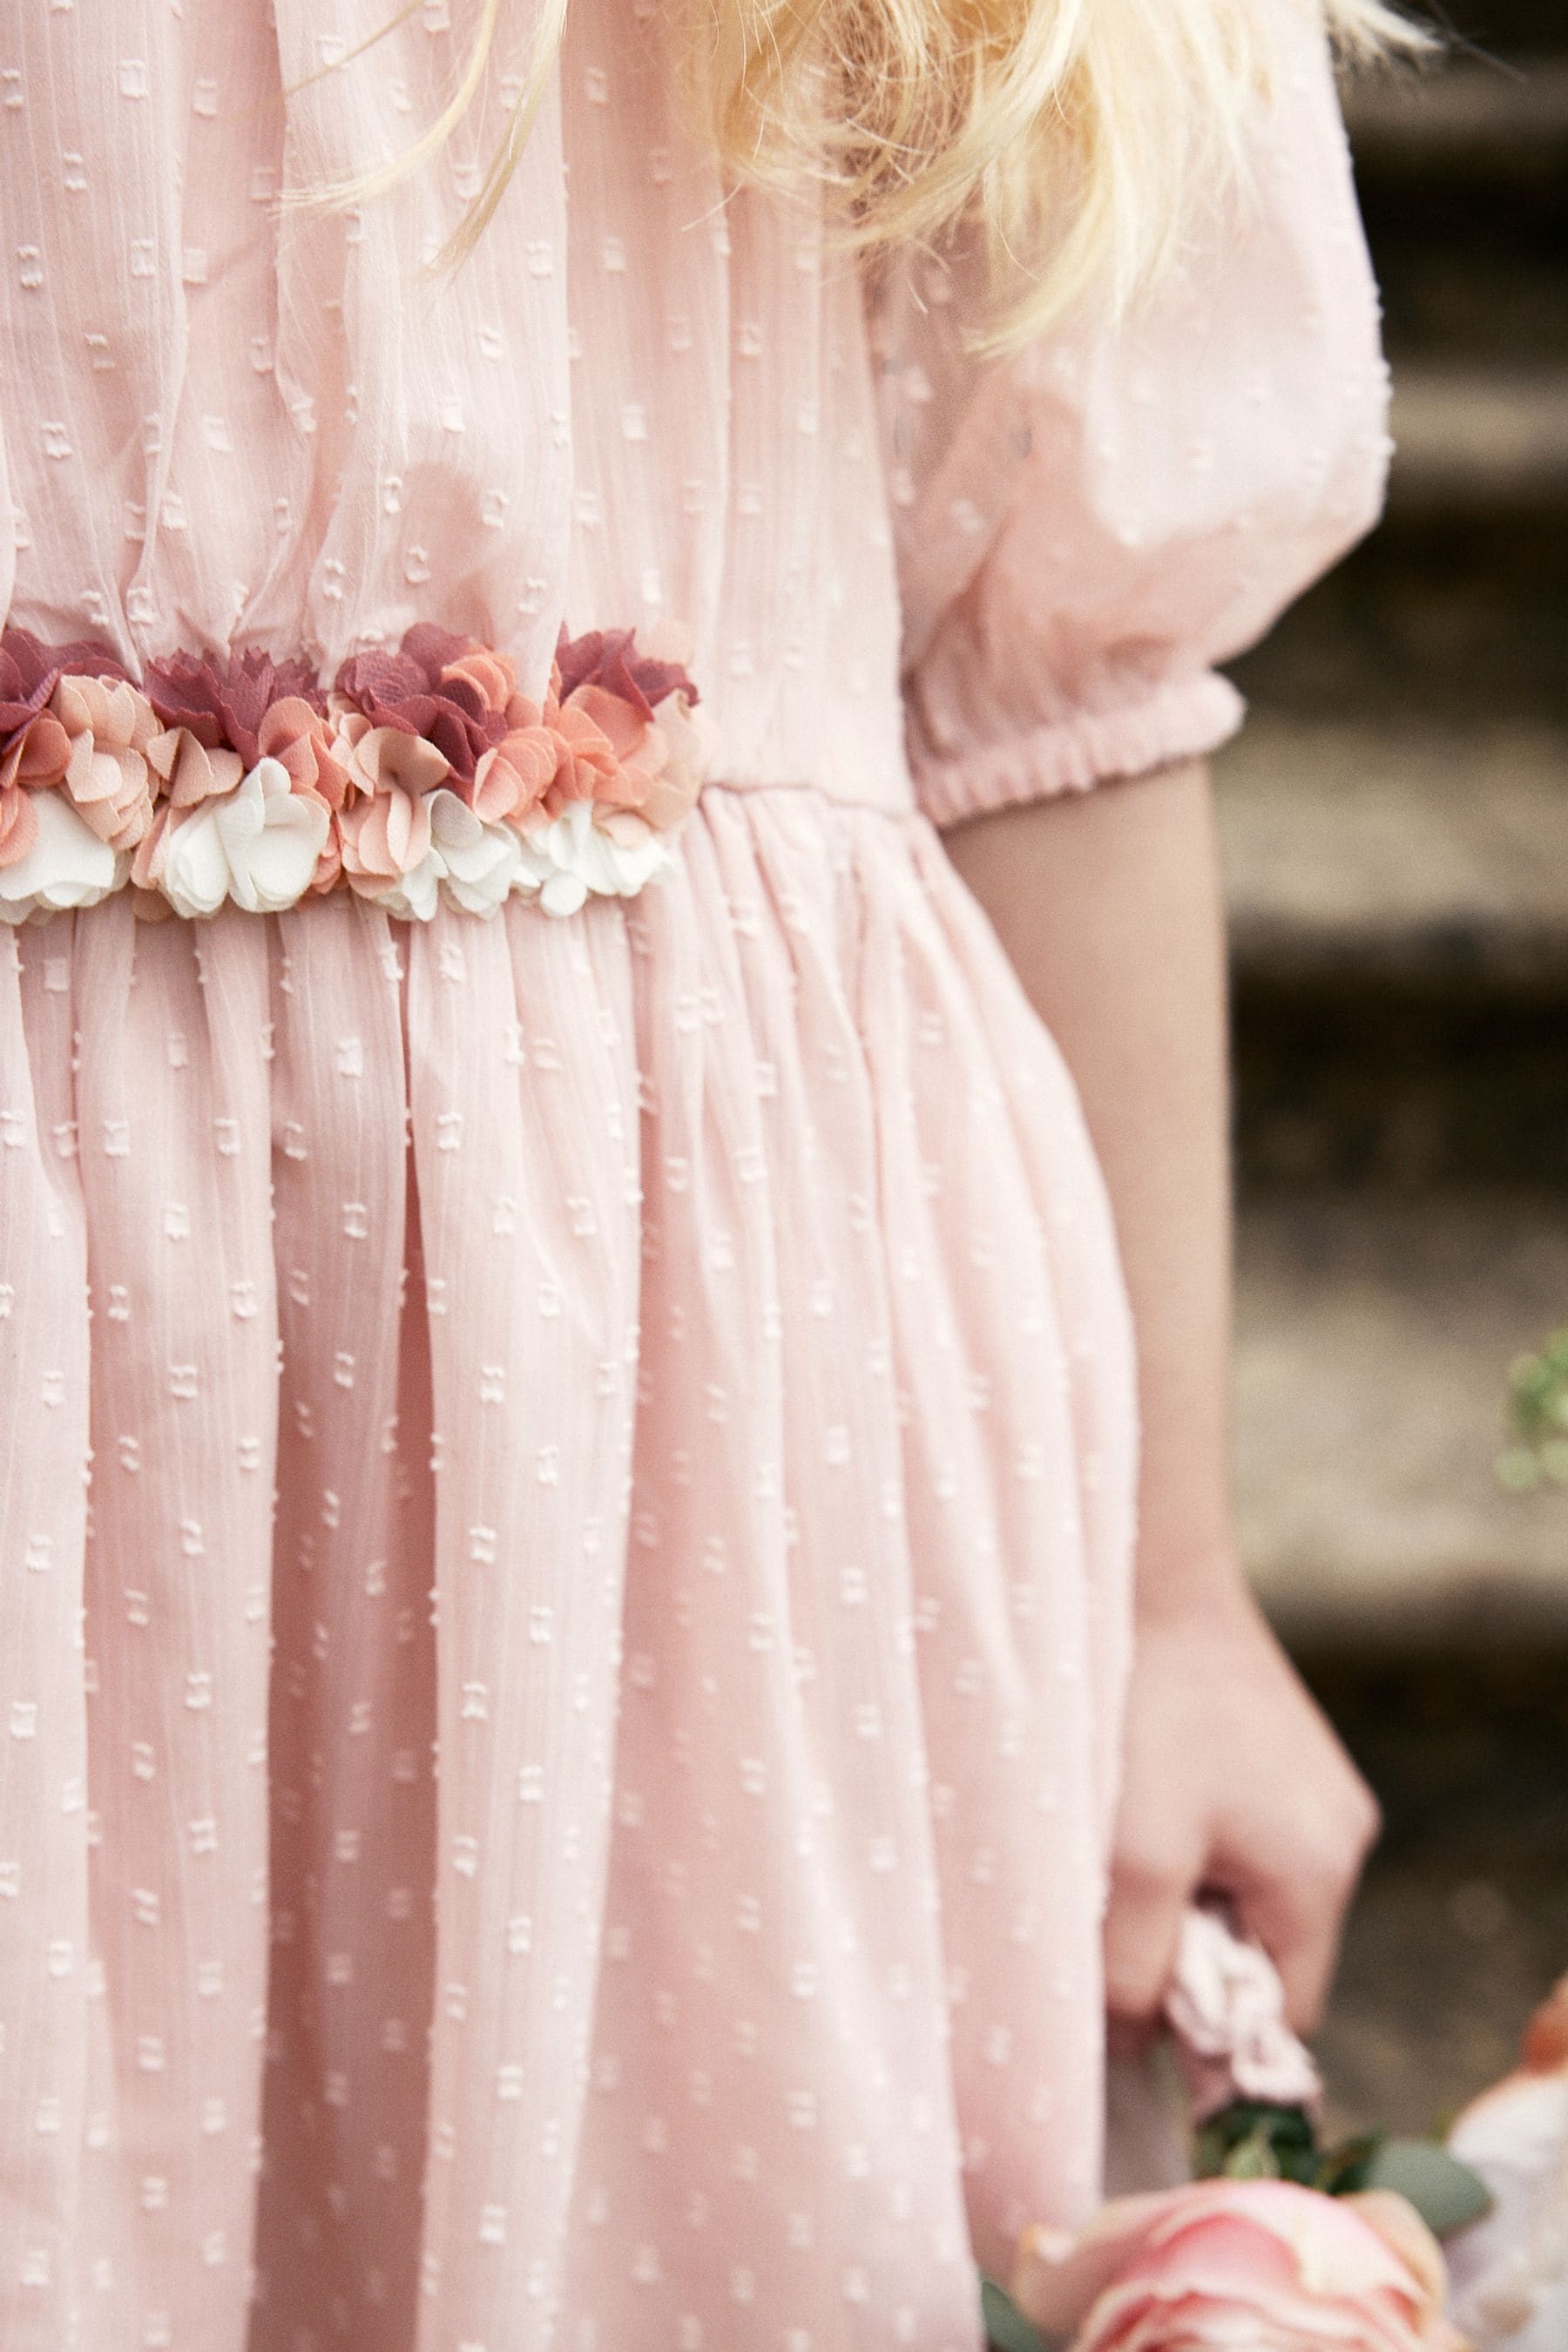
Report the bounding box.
[553,626,698,719]
[145,648,325,768]
[335,626,509,784]
[1,627,125,792]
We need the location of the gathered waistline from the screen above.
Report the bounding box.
[699,773,921,822]
[0,619,715,928]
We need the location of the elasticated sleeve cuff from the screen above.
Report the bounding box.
[908,670,1246,828]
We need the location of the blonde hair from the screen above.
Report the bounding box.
[318,0,1426,341]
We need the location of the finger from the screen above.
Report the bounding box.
[1224,1841,1361,2031]
[1104,1850,1197,2029]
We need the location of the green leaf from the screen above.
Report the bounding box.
[1359,2140,1494,2236]
[1195,2102,1319,2181]
[1497,1446,1543,1492]
[1315,2132,1384,2193]
[981,2274,1051,2352]
[1225,2130,1282,2178]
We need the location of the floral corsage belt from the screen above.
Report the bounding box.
[0,623,716,925]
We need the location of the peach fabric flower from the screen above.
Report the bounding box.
[542,625,708,831]
[337,774,437,904]
[53,674,159,851]
[1012,2180,1470,2352]
[0,621,713,918]
[0,776,40,868]
[258,697,350,810]
[642,688,719,832]
[146,727,245,808]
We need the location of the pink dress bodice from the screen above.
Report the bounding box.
[0,10,1390,2350]
[1,0,1388,817]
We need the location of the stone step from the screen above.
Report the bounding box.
[1346,55,1568,170]
[1235,1191,1568,1647]
[1348,57,1568,367]
[1227,483,1568,724]
[1217,720,1568,1186]
[1425,1,1566,57]
[1388,365,1568,511]
[1216,719,1568,985]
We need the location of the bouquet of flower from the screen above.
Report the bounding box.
[984,1909,1568,2352]
[1445,1975,1568,2349]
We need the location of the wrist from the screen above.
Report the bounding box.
[1132,1531,1254,1628]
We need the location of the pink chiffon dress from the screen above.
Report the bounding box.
[0,0,1389,2345]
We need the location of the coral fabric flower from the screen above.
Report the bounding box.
[1446,1975,1568,2352]
[552,681,666,814]
[1012,2180,1470,2352]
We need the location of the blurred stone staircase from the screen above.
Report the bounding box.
[1216,12,1568,1649]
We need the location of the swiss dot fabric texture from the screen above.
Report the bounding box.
[0,0,1389,2348]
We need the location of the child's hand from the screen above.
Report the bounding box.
[1105,1578,1381,2035]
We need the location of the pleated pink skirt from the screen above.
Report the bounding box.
[0,781,1136,2352]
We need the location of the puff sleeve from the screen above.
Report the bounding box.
[873,2,1392,828]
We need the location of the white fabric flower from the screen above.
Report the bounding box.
[517,800,672,919]
[0,790,124,923]
[368,848,443,923]
[159,757,330,919]
[427,789,524,918]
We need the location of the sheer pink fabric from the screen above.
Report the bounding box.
[0,2,1386,2347]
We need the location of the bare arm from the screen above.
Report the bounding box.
[945,760,1379,2030]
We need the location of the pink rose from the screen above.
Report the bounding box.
[1166,1909,1324,2124]
[1012,2180,1470,2352]
[52,675,159,852]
